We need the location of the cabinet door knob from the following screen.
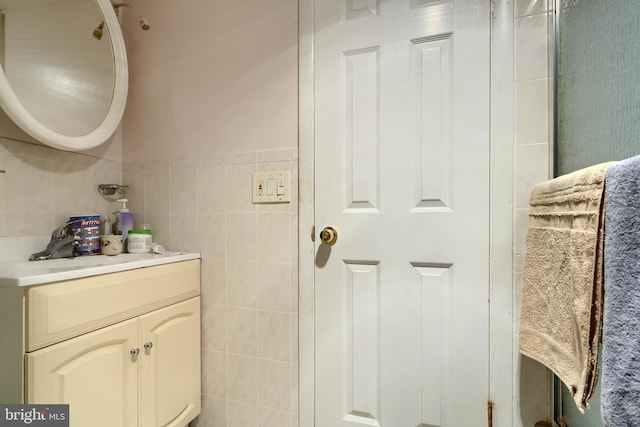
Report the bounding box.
[143,341,154,351]
[130,347,140,357]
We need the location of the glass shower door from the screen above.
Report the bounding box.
[556,0,640,425]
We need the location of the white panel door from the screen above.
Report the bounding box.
[314,0,491,426]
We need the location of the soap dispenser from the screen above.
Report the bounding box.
[115,199,134,247]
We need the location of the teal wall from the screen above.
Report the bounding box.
[556,0,640,425]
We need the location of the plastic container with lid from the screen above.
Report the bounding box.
[127,229,152,253]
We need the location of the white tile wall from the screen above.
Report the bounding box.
[513,0,553,424]
[515,0,548,18]
[124,148,299,427]
[514,143,551,208]
[0,138,122,237]
[515,79,550,145]
[515,14,549,81]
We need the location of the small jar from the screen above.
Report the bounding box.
[127,229,152,253]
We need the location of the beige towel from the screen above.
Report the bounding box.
[519,162,614,411]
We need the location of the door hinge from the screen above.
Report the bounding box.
[311,225,315,242]
[487,400,493,427]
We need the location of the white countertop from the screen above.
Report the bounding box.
[0,236,201,287]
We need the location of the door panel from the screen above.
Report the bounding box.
[411,35,451,210]
[26,319,138,427]
[314,0,491,425]
[138,297,201,427]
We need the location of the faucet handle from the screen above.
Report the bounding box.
[29,228,80,261]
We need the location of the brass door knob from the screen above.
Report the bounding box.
[320,226,338,245]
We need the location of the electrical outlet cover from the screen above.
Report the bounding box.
[252,171,291,203]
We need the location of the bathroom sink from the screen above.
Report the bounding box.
[29,253,154,268]
[0,236,200,287]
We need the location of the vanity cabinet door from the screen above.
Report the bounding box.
[26,318,139,427]
[138,297,201,427]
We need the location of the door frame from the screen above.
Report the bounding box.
[298,1,516,426]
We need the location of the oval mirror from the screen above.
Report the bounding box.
[0,0,127,151]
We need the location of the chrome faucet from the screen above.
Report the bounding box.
[29,222,80,261]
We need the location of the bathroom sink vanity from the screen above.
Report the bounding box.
[0,239,201,427]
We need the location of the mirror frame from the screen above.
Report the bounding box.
[0,0,128,151]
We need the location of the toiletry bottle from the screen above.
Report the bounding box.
[115,199,134,250]
[112,213,119,234]
[102,214,111,235]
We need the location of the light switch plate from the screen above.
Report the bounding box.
[252,171,291,203]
